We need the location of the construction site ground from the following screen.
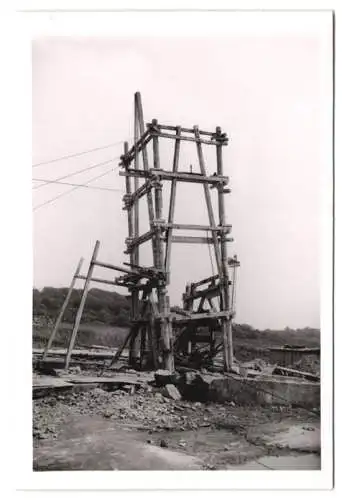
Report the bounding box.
[33,363,320,471]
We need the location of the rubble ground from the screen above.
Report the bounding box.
[33,380,320,470]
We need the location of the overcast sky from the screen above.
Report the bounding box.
[32,26,331,330]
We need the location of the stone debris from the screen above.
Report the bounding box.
[163,384,182,401]
[122,384,136,395]
[32,360,320,461]
[32,379,320,474]
[68,366,82,375]
[32,384,243,443]
[203,463,217,470]
[155,369,178,387]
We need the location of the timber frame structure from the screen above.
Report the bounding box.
[43,92,239,373]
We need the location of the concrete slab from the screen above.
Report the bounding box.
[210,374,320,408]
[33,348,119,360]
[33,376,74,389]
[62,375,141,385]
[33,376,75,399]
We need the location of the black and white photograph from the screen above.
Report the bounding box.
[5,4,335,492]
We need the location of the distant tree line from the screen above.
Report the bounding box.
[32,287,320,346]
[33,287,132,327]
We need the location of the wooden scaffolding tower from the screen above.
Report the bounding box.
[43,92,239,373]
[115,91,236,373]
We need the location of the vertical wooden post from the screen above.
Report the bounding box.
[194,126,222,275]
[130,290,150,366]
[216,126,233,371]
[152,118,173,372]
[124,142,134,249]
[131,102,141,365]
[42,257,84,361]
[133,96,140,266]
[165,126,181,281]
[65,240,100,369]
[148,292,159,369]
[159,291,174,372]
[125,139,140,359]
[140,326,147,370]
[129,293,141,367]
[231,258,237,312]
[210,328,215,358]
[135,92,156,264]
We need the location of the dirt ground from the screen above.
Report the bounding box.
[33,379,320,471]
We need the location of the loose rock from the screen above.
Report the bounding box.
[155,369,177,387]
[163,384,181,401]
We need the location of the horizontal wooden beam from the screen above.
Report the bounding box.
[120,169,229,185]
[147,123,223,138]
[149,131,228,146]
[190,274,219,288]
[158,222,232,233]
[75,274,115,286]
[128,283,155,292]
[228,257,241,267]
[169,235,234,245]
[75,274,135,288]
[92,260,137,274]
[188,285,221,300]
[122,262,161,274]
[171,311,230,322]
[115,280,142,289]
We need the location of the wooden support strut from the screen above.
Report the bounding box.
[75,275,124,287]
[42,257,84,361]
[164,125,181,280]
[151,118,174,372]
[133,97,140,268]
[102,327,135,373]
[147,123,228,139]
[149,130,227,147]
[162,223,232,232]
[135,92,157,267]
[186,284,221,301]
[93,260,138,275]
[65,241,100,369]
[169,235,233,245]
[123,181,153,210]
[216,125,233,371]
[122,139,139,346]
[120,169,229,185]
[170,310,230,322]
[194,126,222,276]
[120,130,151,165]
[123,142,134,242]
[125,228,164,253]
[190,274,219,288]
[129,289,150,366]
